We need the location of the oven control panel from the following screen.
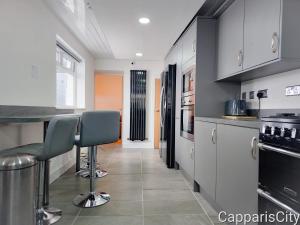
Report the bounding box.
[260,122,300,152]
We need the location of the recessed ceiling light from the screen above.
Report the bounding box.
[139,17,150,24]
[136,52,143,57]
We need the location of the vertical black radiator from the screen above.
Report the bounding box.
[130,70,147,141]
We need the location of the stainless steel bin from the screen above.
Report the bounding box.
[0,154,37,225]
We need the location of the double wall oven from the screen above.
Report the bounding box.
[180,66,195,141]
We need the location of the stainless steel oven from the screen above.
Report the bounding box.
[182,66,195,97]
[180,95,194,141]
[258,114,300,224]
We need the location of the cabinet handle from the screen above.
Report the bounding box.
[237,50,243,67]
[211,128,216,144]
[271,32,279,53]
[251,137,257,159]
[192,40,196,53]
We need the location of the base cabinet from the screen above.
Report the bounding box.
[194,121,217,200]
[216,124,259,224]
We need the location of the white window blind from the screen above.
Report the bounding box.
[56,41,85,109]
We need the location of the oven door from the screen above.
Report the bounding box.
[180,105,194,141]
[182,67,195,97]
[258,143,300,213]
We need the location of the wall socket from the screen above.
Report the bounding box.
[249,91,255,100]
[242,92,247,100]
[286,85,300,96]
[257,89,268,98]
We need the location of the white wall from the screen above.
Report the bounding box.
[96,59,164,149]
[0,0,95,181]
[241,69,300,109]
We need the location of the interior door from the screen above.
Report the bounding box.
[154,79,161,149]
[243,0,281,69]
[94,73,123,141]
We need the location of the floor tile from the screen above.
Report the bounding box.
[79,201,143,216]
[73,216,143,225]
[144,200,204,215]
[144,214,212,225]
[50,145,218,225]
[143,189,195,201]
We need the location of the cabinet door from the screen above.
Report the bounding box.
[194,121,217,200]
[217,0,244,79]
[182,20,197,65]
[216,125,258,223]
[244,0,281,69]
[175,118,181,165]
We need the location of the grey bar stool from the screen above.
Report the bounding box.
[73,111,120,208]
[0,116,79,225]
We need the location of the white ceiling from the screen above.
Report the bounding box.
[46,0,206,60]
[90,0,205,60]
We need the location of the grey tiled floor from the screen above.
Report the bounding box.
[50,144,222,225]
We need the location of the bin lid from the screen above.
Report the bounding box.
[0,154,36,170]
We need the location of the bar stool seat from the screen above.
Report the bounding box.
[73,111,120,208]
[0,116,79,225]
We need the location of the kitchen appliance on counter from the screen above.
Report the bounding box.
[224,99,247,116]
[160,64,176,168]
[180,66,195,141]
[258,113,300,223]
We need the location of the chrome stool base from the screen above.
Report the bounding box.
[76,169,108,178]
[37,208,62,225]
[73,192,110,208]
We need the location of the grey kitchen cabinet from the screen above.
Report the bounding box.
[179,136,195,179]
[217,0,244,80]
[194,121,217,200]
[217,0,300,81]
[216,124,259,223]
[175,118,182,165]
[243,0,281,69]
[182,19,197,66]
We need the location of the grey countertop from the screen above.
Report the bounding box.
[195,116,261,129]
[0,114,80,123]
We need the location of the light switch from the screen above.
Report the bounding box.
[31,65,39,79]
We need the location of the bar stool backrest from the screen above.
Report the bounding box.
[79,111,120,147]
[42,116,79,160]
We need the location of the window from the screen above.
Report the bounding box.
[56,40,85,109]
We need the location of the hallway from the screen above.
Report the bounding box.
[50,145,223,225]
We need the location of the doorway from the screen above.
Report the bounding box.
[94,72,123,142]
[154,78,161,149]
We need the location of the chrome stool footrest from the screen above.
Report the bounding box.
[73,192,110,208]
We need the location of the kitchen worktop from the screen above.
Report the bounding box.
[0,114,80,123]
[195,116,261,129]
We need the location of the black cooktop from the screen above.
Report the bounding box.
[262,113,300,124]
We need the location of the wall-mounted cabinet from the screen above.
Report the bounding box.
[243,0,281,70]
[182,20,197,66]
[217,0,244,80]
[217,0,300,81]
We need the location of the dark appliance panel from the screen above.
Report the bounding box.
[160,64,176,168]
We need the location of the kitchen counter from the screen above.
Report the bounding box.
[195,117,261,129]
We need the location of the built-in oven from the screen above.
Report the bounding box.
[182,66,195,97]
[258,115,300,224]
[180,95,194,141]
